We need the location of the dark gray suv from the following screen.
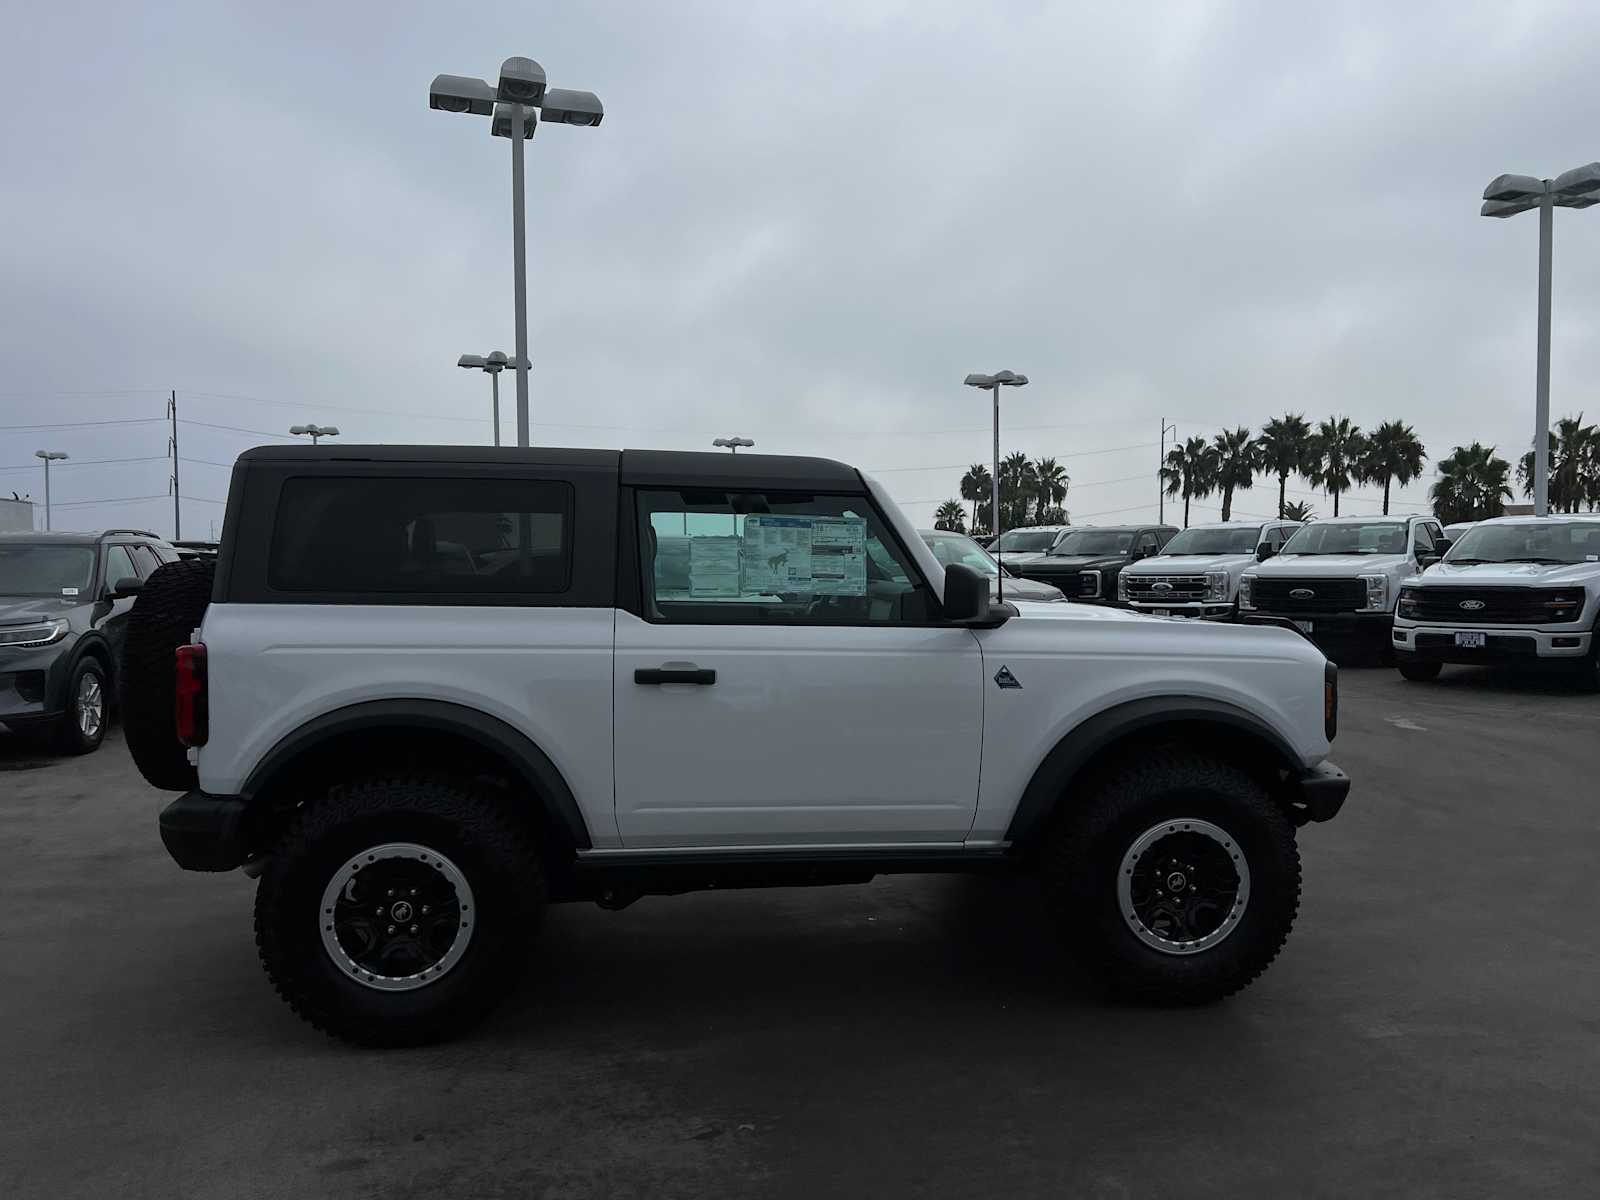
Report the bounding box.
[0,529,179,753]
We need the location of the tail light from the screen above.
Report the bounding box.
[175,643,208,747]
[1324,660,1338,741]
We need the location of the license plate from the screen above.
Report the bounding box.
[1292,619,1314,634]
[1151,608,1170,617]
[1455,631,1486,648]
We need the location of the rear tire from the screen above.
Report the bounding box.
[120,558,215,790]
[254,775,544,1047]
[1397,659,1442,682]
[1042,752,1301,1004]
[55,657,108,756]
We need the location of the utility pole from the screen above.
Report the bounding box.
[168,390,181,540]
[1158,419,1177,524]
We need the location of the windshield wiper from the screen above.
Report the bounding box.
[1446,557,1488,565]
[1515,557,1571,565]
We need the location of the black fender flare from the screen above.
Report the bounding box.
[64,632,116,693]
[240,699,592,850]
[1004,697,1304,846]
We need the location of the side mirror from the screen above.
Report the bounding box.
[1256,543,1277,562]
[108,576,143,600]
[1435,537,1453,554]
[943,562,991,622]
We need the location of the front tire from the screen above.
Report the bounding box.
[254,775,544,1047]
[1397,658,1442,682]
[1043,753,1301,1003]
[55,657,108,755]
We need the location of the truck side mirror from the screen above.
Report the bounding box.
[1435,537,1453,554]
[943,563,990,622]
[108,576,143,600]
[1256,543,1277,562]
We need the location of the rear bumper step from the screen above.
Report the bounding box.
[159,790,249,872]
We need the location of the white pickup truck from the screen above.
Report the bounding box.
[1119,520,1302,620]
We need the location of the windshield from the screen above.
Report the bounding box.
[0,544,96,596]
[1050,530,1133,556]
[1445,521,1600,565]
[993,530,1060,553]
[1280,521,1408,556]
[921,532,1000,577]
[1159,527,1259,556]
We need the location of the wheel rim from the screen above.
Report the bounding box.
[77,672,104,739]
[1117,818,1250,956]
[319,842,475,992]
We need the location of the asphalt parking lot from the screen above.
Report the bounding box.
[3,666,1599,1199]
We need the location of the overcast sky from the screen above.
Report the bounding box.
[4,0,1600,536]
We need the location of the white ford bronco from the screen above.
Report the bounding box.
[1391,515,1600,689]
[125,446,1348,1046]
[1118,520,1302,620]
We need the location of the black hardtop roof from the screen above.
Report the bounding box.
[236,444,864,491]
[0,529,167,545]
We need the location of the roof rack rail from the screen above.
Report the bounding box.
[100,528,161,539]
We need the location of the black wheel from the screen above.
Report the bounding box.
[1397,658,1442,682]
[55,656,108,755]
[254,775,544,1047]
[119,558,215,791]
[1042,752,1301,1003]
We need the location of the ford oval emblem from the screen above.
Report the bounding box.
[1152,582,1173,592]
[1289,587,1315,599]
[1459,599,1485,611]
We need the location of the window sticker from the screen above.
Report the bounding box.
[688,536,741,597]
[808,517,868,596]
[741,515,815,593]
[61,587,79,597]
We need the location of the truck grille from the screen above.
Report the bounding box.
[1252,577,1365,612]
[1126,575,1207,602]
[1407,586,1585,625]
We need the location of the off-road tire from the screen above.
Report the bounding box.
[1042,752,1301,1004]
[119,558,215,790]
[254,775,544,1047]
[1397,659,1442,682]
[55,656,108,755]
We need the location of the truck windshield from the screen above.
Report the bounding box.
[993,530,1059,553]
[0,544,96,596]
[1050,530,1133,555]
[1445,521,1600,565]
[1159,527,1258,555]
[921,532,1001,577]
[1280,522,1407,555]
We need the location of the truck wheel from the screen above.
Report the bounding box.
[54,656,108,755]
[1043,753,1300,1003]
[254,775,544,1047]
[1397,659,1442,682]
[120,558,216,791]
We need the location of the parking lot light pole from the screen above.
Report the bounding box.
[34,450,67,531]
[1481,162,1600,516]
[458,351,515,446]
[712,437,754,453]
[963,372,1028,545]
[290,424,340,446]
[1159,419,1177,524]
[430,61,605,449]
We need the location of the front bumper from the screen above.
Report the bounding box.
[1243,608,1392,644]
[159,790,251,872]
[1392,623,1592,663]
[0,641,74,724]
[1127,601,1235,620]
[1282,761,1350,824]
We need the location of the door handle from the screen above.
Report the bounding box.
[634,666,716,686]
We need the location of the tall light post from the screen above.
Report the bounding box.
[963,371,1028,543]
[431,60,605,449]
[1481,162,1600,517]
[458,351,515,446]
[290,424,341,446]
[1158,419,1177,524]
[34,450,67,531]
[712,437,754,453]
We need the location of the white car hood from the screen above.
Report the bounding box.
[1422,561,1599,586]
[995,551,1051,565]
[1125,553,1252,575]
[1251,553,1411,576]
[1009,598,1151,623]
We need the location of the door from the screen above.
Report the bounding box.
[613,486,986,848]
[96,544,141,662]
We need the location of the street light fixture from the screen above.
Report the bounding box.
[33,450,67,531]
[1480,161,1600,516]
[963,371,1029,550]
[430,57,605,449]
[458,350,519,446]
[712,437,755,453]
[290,424,340,446]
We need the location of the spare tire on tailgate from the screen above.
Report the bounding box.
[121,557,215,791]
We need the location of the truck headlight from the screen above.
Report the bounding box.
[1204,570,1230,603]
[1239,575,1255,610]
[1360,574,1388,612]
[1079,570,1101,598]
[1117,574,1130,602]
[0,620,68,649]
[1396,586,1421,619]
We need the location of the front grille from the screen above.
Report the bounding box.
[1252,577,1365,612]
[1407,586,1585,625]
[1127,575,1208,602]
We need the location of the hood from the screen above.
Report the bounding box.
[1248,553,1411,576]
[995,574,1063,600]
[994,551,1051,565]
[1024,554,1124,572]
[1126,553,1252,575]
[1009,597,1150,623]
[1420,561,1600,586]
[0,595,87,625]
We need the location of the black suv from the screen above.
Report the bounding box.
[1011,524,1178,603]
[0,529,179,753]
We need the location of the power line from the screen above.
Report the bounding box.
[176,418,294,439]
[0,455,168,474]
[0,417,165,432]
[184,391,490,426]
[50,493,171,508]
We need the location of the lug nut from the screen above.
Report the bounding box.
[411,888,419,896]
[409,925,418,934]
[387,889,395,898]
[421,906,431,915]
[387,924,396,934]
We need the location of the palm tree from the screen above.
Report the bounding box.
[998,451,1038,529]
[1282,499,1316,522]
[1517,415,1599,513]
[959,463,992,534]
[1307,417,1367,517]
[1360,420,1427,515]
[1033,457,1070,524]
[1160,436,1219,528]
[1256,413,1314,519]
[933,500,967,532]
[1431,443,1513,524]
[1212,427,1256,522]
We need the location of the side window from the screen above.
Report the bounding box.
[637,488,937,625]
[128,544,162,578]
[1411,523,1434,557]
[268,476,572,597]
[104,545,138,588]
[1136,531,1159,554]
